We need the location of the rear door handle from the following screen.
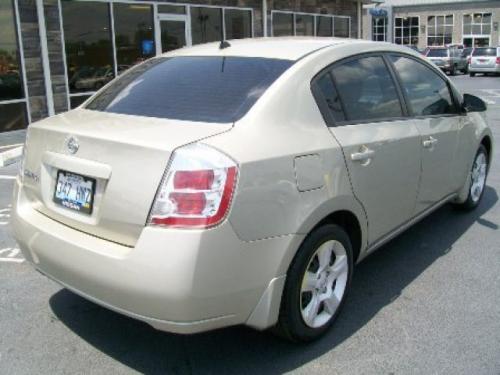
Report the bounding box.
[423,136,438,148]
[351,147,375,162]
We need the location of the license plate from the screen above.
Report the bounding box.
[53,171,95,215]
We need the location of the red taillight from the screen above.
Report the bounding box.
[468,57,471,64]
[149,144,238,229]
[496,57,500,64]
[174,170,214,190]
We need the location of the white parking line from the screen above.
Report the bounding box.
[0,247,24,263]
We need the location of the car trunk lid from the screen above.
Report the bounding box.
[22,109,232,247]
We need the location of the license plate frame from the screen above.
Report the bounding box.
[53,170,96,215]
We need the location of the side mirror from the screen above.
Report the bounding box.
[463,93,487,112]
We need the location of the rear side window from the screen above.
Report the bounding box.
[473,48,497,57]
[329,56,403,122]
[314,73,346,122]
[390,55,458,116]
[86,56,293,123]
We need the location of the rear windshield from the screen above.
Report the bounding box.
[427,49,448,57]
[85,56,293,123]
[473,48,497,57]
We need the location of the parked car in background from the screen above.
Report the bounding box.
[12,38,493,342]
[469,47,500,77]
[426,47,468,75]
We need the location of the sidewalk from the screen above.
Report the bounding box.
[0,130,26,149]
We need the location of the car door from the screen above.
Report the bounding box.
[388,54,461,213]
[312,54,422,244]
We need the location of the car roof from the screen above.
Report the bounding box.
[165,37,365,61]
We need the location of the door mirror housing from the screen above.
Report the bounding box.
[463,93,487,112]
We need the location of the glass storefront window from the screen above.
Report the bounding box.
[0,1,23,101]
[334,17,349,38]
[316,16,332,37]
[273,12,293,36]
[463,13,492,38]
[191,7,223,45]
[113,4,155,74]
[158,5,186,15]
[0,1,27,132]
[296,14,314,36]
[372,17,387,42]
[224,9,252,40]
[394,17,419,45]
[427,15,453,46]
[62,1,114,94]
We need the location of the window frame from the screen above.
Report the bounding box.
[462,12,492,38]
[426,14,454,47]
[372,17,387,42]
[394,16,419,46]
[385,52,463,119]
[311,52,409,127]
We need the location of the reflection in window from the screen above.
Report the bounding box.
[316,16,332,37]
[316,73,345,122]
[334,17,350,37]
[273,12,293,36]
[427,15,453,46]
[296,14,314,36]
[390,55,456,116]
[191,7,222,45]
[224,9,252,40]
[113,4,155,74]
[0,1,27,132]
[70,95,91,109]
[62,1,114,93]
[463,13,492,36]
[0,1,24,101]
[0,102,27,132]
[331,56,403,121]
[394,17,419,45]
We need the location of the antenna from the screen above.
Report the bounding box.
[219,40,231,49]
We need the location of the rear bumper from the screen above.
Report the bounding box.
[469,65,500,73]
[12,179,302,333]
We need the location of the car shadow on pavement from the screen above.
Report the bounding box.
[49,186,498,375]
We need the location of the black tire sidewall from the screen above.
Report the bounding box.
[279,224,354,342]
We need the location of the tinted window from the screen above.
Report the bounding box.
[427,49,448,57]
[296,14,314,36]
[86,56,293,123]
[390,55,457,116]
[273,13,293,36]
[315,73,346,122]
[316,16,332,37]
[224,9,252,40]
[191,7,222,45]
[473,48,497,57]
[330,56,403,122]
[62,1,114,94]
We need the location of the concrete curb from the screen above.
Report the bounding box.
[0,146,23,167]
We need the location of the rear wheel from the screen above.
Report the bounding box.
[470,72,476,77]
[456,145,488,210]
[274,224,353,342]
[449,65,456,76]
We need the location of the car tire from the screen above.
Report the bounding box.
[455,144,489,210]
[273,224,354,342]
[470,72,476,77]
[449,65,456,76]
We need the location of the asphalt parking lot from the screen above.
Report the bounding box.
[1,74,499,375]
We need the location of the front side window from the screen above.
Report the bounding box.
[390,55,457,116]
[329,56,403,122]
[86,56,293,123]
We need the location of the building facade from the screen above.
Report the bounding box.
[363,0,500,50]
[0,0,368,134]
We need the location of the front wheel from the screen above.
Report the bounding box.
[470,72,476,77]
[274,224,353,342]
[455,145,489,210]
